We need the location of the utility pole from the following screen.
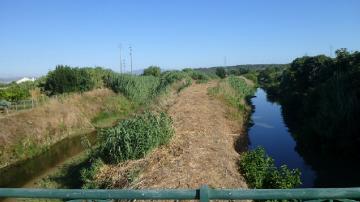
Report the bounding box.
[118,44,122,73]
[123,59,126,73]
[129,45,133,74]
[224,56,227,67]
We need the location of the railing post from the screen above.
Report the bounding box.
[200,185,209,202]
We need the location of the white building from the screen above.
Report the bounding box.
[16,77,36,84]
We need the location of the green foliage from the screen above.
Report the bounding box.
[239,147,301,189]
[208,76,255,116]
[258,67,285,98]
[80,158,104,189]
[177,78,192,93]
[227,76,255,97]
[104,70,197,105]
[104,74,160,104]
[190,70,210,83]
[263,49,360,156]
[143,66,161,77]
[215,67,227,78]
[96,112,174,164]
[44,65,95,95]
[242,70,259,84]
[0,81,35,102]
[91,95,134,128]
[182,68,193,73]
[83,67,114,88]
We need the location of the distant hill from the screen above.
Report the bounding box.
[0,77,22,84]
[195,64,289,74]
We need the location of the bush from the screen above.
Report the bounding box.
[80,158,104,189]
[216,67,227,78]
[104,74,160,104]
[44,65,95,95]
[143,66,161,77]
[239,147,301,189]
[190,71,210,83]
[97,112,174,164]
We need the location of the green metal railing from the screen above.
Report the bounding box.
[1,185,360,201]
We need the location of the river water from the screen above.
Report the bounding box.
[247,88,316,187]
[0,131,96,188]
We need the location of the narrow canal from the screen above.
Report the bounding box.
[0,131,96,188]
[248,88,316,187]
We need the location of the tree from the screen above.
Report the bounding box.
[215,67,227,78]
[143,66,161,77]
[44,65,95,95]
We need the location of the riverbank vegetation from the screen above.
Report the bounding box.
[239,147,301,189]
[208,76,255,121]
[81,112,174,188]
[0,66,207,169]
[258,48,360,157]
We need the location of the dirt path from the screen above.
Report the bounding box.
[132,81,248,189]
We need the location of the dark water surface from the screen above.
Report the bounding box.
[248,88,360,188]
[0,131,96,188]
[247,88,316,187]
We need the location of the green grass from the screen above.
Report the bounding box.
[104,74,161,105]
[96,111,174,164]
[81,111,174,188]
[208,76,255,113]
[91,95,135,128]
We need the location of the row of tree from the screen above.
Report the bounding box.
[259,49,360,157]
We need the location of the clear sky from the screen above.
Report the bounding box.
[1,0,359,77]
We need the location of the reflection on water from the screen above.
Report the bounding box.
[0,131,96,188]
[248,88,316,187]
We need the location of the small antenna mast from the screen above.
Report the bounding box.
[118,44,122,73]
[123,59,126,73]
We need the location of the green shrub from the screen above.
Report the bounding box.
[143,66,161,77]
[190,71,210,83]
[104,74,160,104]
[97,112,174,164]
[44,65,95,95]
[239,147,301,189]
[215,67,227,78]
[80,158,104,189]
[228,76,255,98]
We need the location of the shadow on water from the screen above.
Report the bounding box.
[247,88,360,187]
[0,131,97,188]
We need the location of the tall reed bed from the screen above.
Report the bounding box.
[97,111,174,163]
[104,74,160,105]
[208,76,255,111]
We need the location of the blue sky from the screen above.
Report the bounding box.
[1,0,359,77]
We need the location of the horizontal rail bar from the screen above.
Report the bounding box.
[0,188,198,200]
[0,187,360,200]
[210,188,360,200]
